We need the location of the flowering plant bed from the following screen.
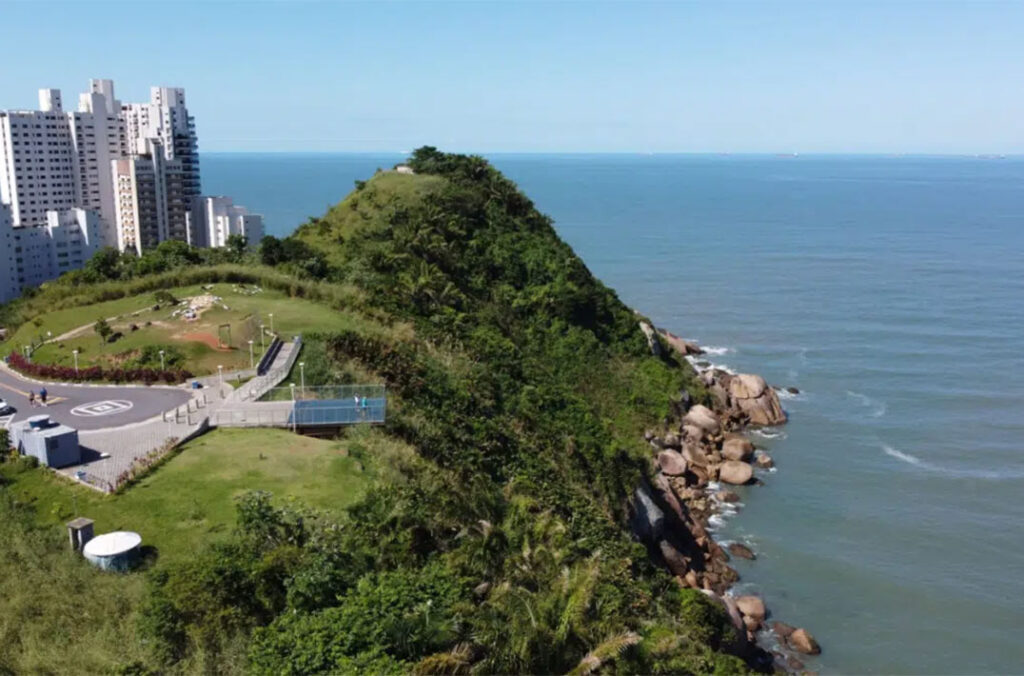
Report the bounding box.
[8,352,191,385]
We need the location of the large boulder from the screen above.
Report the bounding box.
[788,628,821,655]
[735,595,766,622]
[721,438,754,462]
[728,542,756,560]
[630,487,664,543]
[729,374,787,426]
[658,539,689,578]
[755,452,775,469]
[682,424,704,442]
[703,591,748,647]
[682,443,710,468]
[658,450,688,476]
[719,460,754,485]
[658,329,704,356]
[683,405,721,434]
[771,621,796,640]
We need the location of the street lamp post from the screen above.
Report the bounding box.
[218,365,224,387]
[259,324,265,352]
[159,349,165,371]
[289,383,297,431]
[299,362,305,397]
[72,349,79,374]
[268,313,274,334]
[248,340,254,369]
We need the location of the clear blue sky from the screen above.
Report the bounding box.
[1,1,1022,154]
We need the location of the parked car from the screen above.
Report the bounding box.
[0,398,13,415]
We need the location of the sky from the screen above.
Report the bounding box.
[1,1,1022,154]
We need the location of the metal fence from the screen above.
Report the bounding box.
[292,398,386,425]
[260,384,387,402]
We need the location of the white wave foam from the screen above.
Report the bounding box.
[701,346,732,356]
[707,514,728,530]
[775,388,802,401]
[847,390,887,417]
[882,443,1024,480]
[752,428,787,440]
[684,355,736,375]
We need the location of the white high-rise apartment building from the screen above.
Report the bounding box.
[0,79,264,304]
[113,138,191,254]
[188,196,264,249]
[122,87,200,196]
[0,80,123,238]
[0,203,19,304]
[0,89,79,228]
[71,79,126,245]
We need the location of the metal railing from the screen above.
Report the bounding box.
[212,395,386,429]
[261,384,387,402]
[238,335,303,402]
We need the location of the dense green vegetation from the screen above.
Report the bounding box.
[0,149,746,674]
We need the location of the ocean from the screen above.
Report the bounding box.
[204,153,1024,674]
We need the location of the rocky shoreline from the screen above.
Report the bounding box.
[634,323,819,673]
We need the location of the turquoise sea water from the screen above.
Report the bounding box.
[205,153,1024,674]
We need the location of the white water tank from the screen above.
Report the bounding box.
[82,531,142,571]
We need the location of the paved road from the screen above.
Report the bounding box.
[0,365,192,431]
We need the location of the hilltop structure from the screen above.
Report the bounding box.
[0,79,264,301]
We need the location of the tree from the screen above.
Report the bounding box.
[94,317,112,345]
[260,236,285,266]
[226,233,249,261]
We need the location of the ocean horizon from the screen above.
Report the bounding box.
[204,152,1024,674]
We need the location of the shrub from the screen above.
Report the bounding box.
[8,351,192,385]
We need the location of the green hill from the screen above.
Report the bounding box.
[0,148,750,675]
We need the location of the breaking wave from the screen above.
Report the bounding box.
[881,444,1024,480]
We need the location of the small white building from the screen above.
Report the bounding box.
[188,195,264,249]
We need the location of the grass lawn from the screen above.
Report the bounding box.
[0,427,376,565]
[12,283,362,376]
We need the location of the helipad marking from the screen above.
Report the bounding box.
[71,400,134,417]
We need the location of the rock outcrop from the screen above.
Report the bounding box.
[728,542,756,560]
[639,321,663,357]
[728,374,787,426]
[658,328,704,356]
[683,405,721,434]
[719,460,753,485]
[722,437,754,462]
[736,595,766,623]
[657,450,688,476]
[636,324,812,670]
[787,628,821,655]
